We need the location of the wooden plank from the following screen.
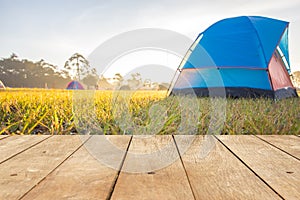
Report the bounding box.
[0,135,51,164]
[0,135,89,200]
[22,135,131,200]
[111,135,194,200]
[217,135,300,200]
[175,135,280,200]
[256,135,300,159]
[0,135,9,140]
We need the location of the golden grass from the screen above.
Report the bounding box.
[0,89,299,135]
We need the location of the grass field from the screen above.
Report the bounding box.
[0,89,299,135]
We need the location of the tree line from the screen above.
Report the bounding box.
[0,53,98,89]
[0,53,169,90]
[4,52,296,90]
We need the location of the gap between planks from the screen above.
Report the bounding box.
[1,135,298,200]
[172,135,197,200]
[214,135,284,200]
[0,135,10,140]
[216,135,300,200]
[0,135,90,200]
[0,135,52,165]
[110,135,195,200]
[19,135,92,199]
[176,135,281,200]
[254,135,300,161]
[106,135,133,200]
[21,135,132,200]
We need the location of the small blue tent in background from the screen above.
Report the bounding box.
[170,16,297,99]
[66,80,84,90]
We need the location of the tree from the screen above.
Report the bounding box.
[0,54,71,88]
[64,53,96,81]
[292,71,300,88]
[113,73,123,87]
[81,74,98,89]
[97,75,113,90]
[9,53,18,60]
[127,72,142,89]
[143,79,151,88]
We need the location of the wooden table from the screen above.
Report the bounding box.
[0,135,299,200]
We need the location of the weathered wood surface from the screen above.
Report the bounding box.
[22,135,131,200]
[217,135,300,200]
[0,135,89,200]
[0,135,299,200]
[0,135,9,140]
[175,135,281,200]
[256,135,300,159]
[111,135,195,200]
[0,135,51,164]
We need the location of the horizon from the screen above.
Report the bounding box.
[1,0,300,75]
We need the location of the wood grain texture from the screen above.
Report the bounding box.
[256,135,300,159]
[0,135,50,163]
[175,135,280,200]
[22,135,131,200]
[111,135,194,200]
[0,135,89,200]
[217,135,300,200]
[0,135,298,199]
[0,135,9,140]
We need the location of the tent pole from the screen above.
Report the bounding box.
[166,68,181,97]
[166,34,203,97]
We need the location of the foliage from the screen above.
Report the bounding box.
[64,53,98,87]
[0,89,299,135]
[0,56,71,88]
[292,71,300,88]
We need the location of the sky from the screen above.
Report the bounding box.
[1,0,300,80]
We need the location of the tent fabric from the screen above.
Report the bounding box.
[0,80,5,89]
[172,87,275,98]
[268,52,293,90]
[279,28,290,72]
[66,81,84,90]
[171,16,297,99]
[174,68,272,89]
[181,16,288,69]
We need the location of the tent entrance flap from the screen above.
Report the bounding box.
[268,52,294,90]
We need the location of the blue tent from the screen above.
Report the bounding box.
[170,16,297,99]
